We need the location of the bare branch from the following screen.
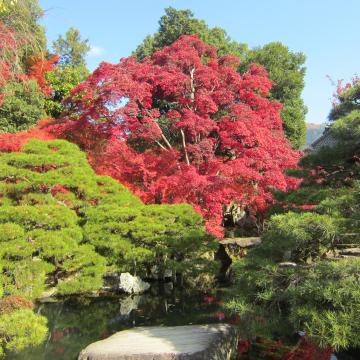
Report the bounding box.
[136,99,173,149]
[155,140,167,150]
[181,129,190,165]
[190,67,195,102]
[161,133,173,149]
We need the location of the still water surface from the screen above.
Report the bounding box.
[10,287,359,360]
[12,288,221,360]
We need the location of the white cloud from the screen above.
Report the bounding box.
[88,45,104,57]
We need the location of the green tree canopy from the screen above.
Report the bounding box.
[52,27,90,68]
[47,27,90,117]
[329,79,360,122]
[0,137,218,354]
[239,42,307,149]
[0,138,216,291]
[133,7,247,59]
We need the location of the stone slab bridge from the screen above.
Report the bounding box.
[78,324,239,360]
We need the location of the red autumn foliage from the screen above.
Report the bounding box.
[0,295,33,315]
[60,35,299,237]
[27,55,59,96]
[214,311,225,321]
[203,295,216,305]
[0,118,55,152]
[0,21,57,103]
[51,184,70,195]
[238,339,251,355]
[237,337,332,360]
[0,22,16,80]
[281,338,333,360]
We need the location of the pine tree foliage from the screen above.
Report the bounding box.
[225,78,360,351]
[0,138,216,355]
[133,7,246,59]
[0,138,215,292]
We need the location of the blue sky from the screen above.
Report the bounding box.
[39,0,359,124]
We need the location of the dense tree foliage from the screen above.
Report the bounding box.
[0,2,88,129]
[0,140,107,297]
[64,35,299,237]
[0,21,17,91]
[46,27,90,118]
[0,308,47,357]
[329,77,360,120]
[134,7,307,148]
[52,27,90,68]
[0,294,47,357]
[134,7,246,59]
[0,138,215,285]
[225,80,360,350]
[1,3,357,357]
[0,0,53,131]
[0,79,45,132]
[239,42,307,149]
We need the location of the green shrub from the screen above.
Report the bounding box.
[288,259,360,350]
[45,65,88,118]
[84,203,218,278]
[261,212,338,263]
[0,309,47,357]
[0,138,218,354]
[226,78,360,351]
[0,80,45,133]
[0,139,216,292]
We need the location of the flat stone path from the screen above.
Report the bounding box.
[78,324,238,360]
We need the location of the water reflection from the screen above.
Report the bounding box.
[12,288,221,360]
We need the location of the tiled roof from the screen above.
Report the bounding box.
[311,128,338,151]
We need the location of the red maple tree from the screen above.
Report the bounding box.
[58,35,300,237]
[27,54,59,96]
[1,35,300,237]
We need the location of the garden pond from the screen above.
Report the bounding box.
[11,286,223,360]
[10,286,359,360]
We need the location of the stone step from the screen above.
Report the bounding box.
[78,324,239,360]
[220,237,261,248]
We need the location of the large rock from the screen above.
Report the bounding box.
[119,273,150,294]
[78,324,239,360]
[219,237,262,270]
